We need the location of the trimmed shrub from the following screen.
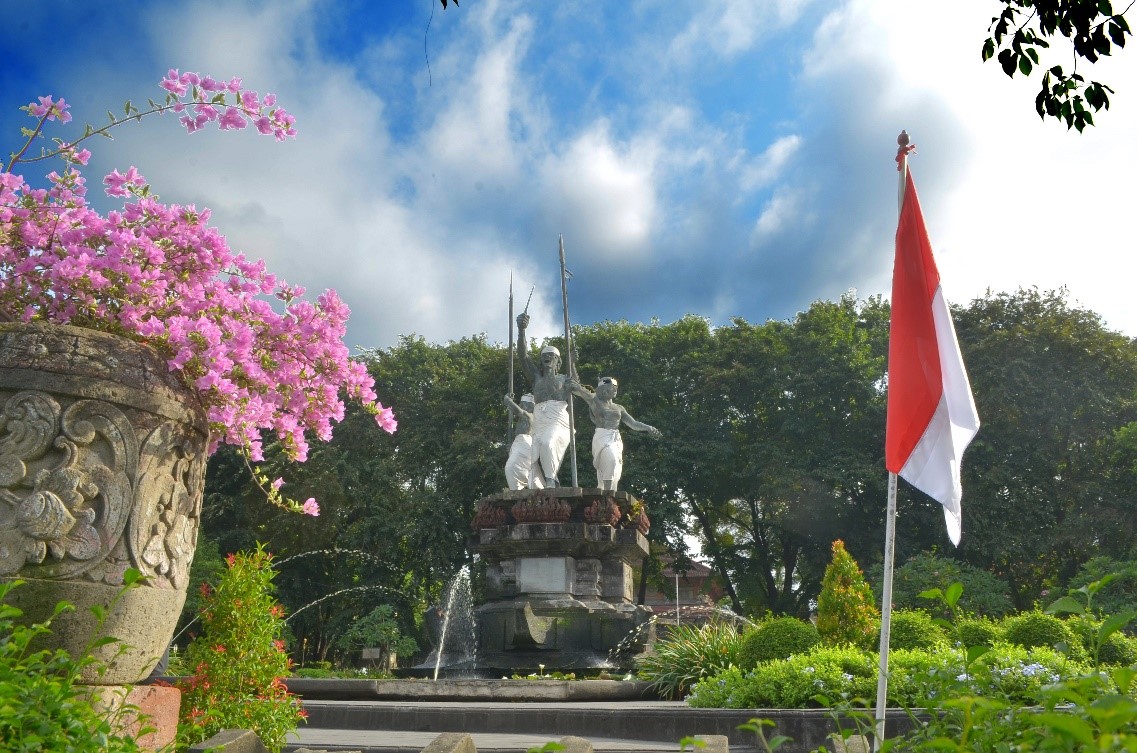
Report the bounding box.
[1001,611,1087,661]
[738,617,820,668]
[635,620,744,699]
[954,616,1001,648]
[879,610,949,651]
[816,540,879,649]
[688,644,876,708]
[1066,615,1137,666]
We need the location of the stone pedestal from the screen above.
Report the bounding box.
[471,489,655,674]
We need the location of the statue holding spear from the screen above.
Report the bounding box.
[515,239,580,488]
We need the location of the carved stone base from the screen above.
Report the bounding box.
[470,488,655,673]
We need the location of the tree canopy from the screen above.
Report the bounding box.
[192,288,1137,661]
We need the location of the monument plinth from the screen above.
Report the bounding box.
[471,488,655,674]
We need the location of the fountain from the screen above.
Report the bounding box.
[463,487,656,676]
[429,565,478,679]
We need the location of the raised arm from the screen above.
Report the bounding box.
[620,406,662,438]
[516,313,538,384]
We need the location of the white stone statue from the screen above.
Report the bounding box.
[503,393,538,490]
[516,312,579,488]
[569,376,661,491]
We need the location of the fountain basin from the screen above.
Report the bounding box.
[284,677,658,701]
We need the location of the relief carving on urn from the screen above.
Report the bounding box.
[0,389,205,589]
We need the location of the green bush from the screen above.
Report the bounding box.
[879,610,948,651]
[816,540,879,649]
[177,546,305,753]
[738,617,820,668]
[688,644,876,709]
[1067,556,1137,630]
[635,620,744,699]
[1066,615,1137,666]
[0,578,145,753]
[1001,611,1087,661]
[954,616,1002,648]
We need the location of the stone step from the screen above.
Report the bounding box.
[294,699,902,751]
[287,728,741,753]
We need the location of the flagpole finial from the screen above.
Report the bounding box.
[895,130,915,171]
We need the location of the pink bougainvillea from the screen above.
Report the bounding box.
[0,71,393,514]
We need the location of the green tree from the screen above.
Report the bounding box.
[954,288,1137,606]
[816,540,879,649]
[983,0,1132,131]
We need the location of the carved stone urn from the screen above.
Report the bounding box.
[0,322,209,684]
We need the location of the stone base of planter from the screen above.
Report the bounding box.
[84,683,181,752]
[4,577,186,684]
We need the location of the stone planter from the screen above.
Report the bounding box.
[0,322,209,684]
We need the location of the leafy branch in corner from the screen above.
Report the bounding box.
[982,0,1133,131]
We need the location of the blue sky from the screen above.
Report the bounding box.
[3,1,1135,349]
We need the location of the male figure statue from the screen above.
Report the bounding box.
[516,312,578,487]
[503,393,539,490]
[569,376,661,491]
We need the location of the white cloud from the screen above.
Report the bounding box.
[670,0,812,62]
[740,134,802,191]
[538,121,659,263]
[751,186,806,242]
[796,0,1137,332]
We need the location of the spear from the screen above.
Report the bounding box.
[508,273,514,443]
[559,235,579,488]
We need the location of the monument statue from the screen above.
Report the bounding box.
[569,376,661,491]
[516,312,578,487]
[503,393,537,490]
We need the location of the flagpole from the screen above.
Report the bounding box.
[558,235,579,488]
[874,129,911,751]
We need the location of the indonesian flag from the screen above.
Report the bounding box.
[885,168,980,546]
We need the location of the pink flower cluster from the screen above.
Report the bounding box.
[1,73,394,478]
[159,69,296,141]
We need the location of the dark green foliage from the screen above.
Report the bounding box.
[955,616,1002,648]
[879,610,948,651]
[1068,556,1137,627]
[869,552,1014,618]
[1001,611,1086,660]
[983,0,1132,130]
[634,621,744,699]
[737,617,820,668]
[954,289,1137,608]
[0,580,144,753]
[335,604,418,667]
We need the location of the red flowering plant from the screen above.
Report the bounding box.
[177,545,301,752]
[0,71,395,514]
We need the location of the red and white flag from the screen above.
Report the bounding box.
[885,168,980,546]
